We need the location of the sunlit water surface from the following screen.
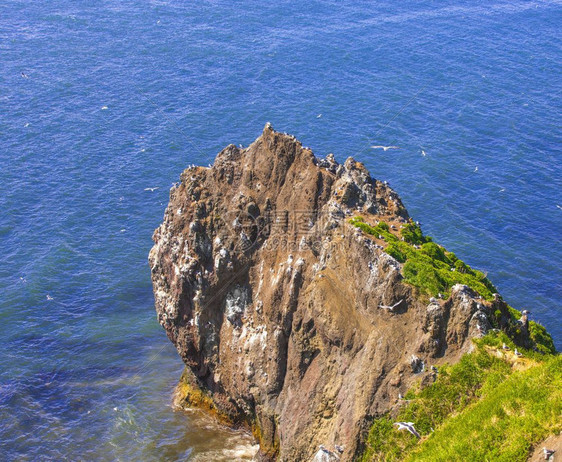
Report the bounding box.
[1,0,561,459]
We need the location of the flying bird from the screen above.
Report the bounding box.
[144,187,159,191]
[371,145,399,151]
[317,114,322,118]
[21,72,29,79]
[379,299,404,312]
[394,422,421,439]
[543,447,555,460]
[421,149,426,157]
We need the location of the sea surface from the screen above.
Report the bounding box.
[1,0,561,460]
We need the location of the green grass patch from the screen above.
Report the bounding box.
[349,217,497,299]
[360,340,561,461]
[406,354,562,461]
[496,305,556,355]
[350,216,396,242]
[401,222,430,245]
[529,321,556,354]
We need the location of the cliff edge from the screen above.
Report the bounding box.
[149,125,553,461]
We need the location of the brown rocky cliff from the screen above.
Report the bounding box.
[149,124,512,461]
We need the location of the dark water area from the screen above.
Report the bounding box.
[1,0,560,459]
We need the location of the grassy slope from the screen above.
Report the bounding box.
[361,336,562,461]
[409,356,561,461]
[350,217,560,461]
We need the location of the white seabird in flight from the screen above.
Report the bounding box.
[378,299,404,312]
[394,422,421,439]
[371,145,400,151]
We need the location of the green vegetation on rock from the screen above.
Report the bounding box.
[528,321,556,354]
[349,217,497,300]
[503,305,556,355]
[351,217,558,460]
[349,217,556,353]
[360,335,562,461]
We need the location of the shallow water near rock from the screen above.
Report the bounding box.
[1,0,561,459]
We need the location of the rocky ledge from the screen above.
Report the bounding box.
[149,124,548,461]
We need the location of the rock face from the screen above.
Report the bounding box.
[149,124,515,461]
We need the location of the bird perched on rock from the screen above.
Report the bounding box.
[410,355,424,374]
[514,349,523,357]
[312,445,340,462]
[518,310,531,332]
[394,422,421,439]
[543,447,555,460]
[519,310,530,321]
[502,343,510,351]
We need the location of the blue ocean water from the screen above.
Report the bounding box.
[1,0,561,459]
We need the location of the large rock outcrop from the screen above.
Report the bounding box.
[149,124,516,461]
